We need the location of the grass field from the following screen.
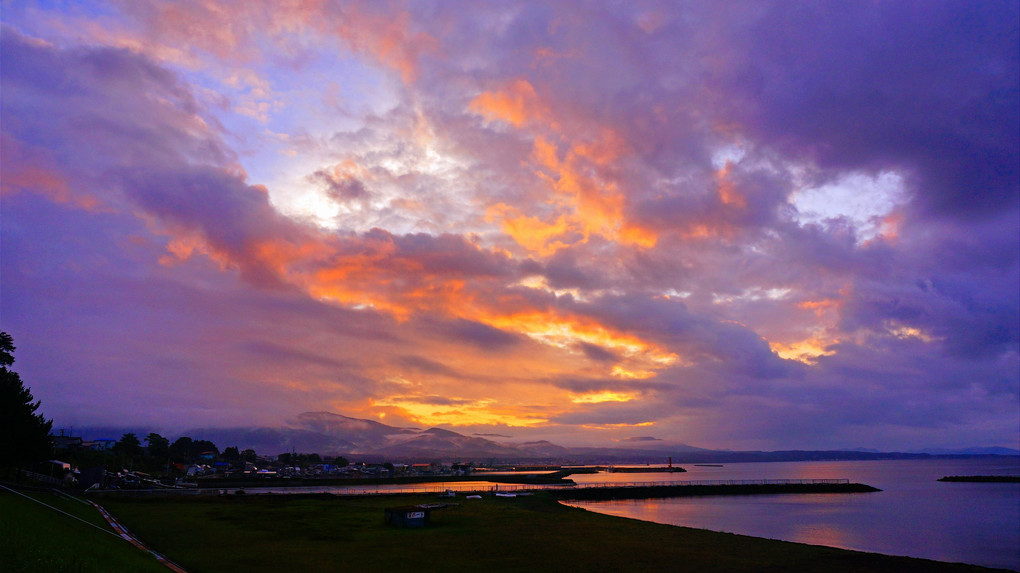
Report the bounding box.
[93,491,1008,573]
[0,488,167,573]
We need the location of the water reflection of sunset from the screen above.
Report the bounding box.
[788,524,855,549]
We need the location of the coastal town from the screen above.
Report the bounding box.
[42,431,489,490]
[40,430,694,492]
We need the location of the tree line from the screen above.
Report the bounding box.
[71,432,349,477]
[97,432,246,474]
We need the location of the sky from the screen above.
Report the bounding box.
[1,0,1017,451]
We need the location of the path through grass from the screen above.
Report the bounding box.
[0,487,167,573]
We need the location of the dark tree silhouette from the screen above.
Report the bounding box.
[0,332,53,473]
[170,436,194,461]
[145,432,170,459]
[191,439,219,459]
[114,433,143,457]
[169,436,219,462]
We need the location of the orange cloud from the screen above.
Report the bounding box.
[873,209,905,243]
[324,6,438,84]
[531,135,561,171]
[532,46,577,66]
[483,309,678,373]
[70,1,437,85]
[714,161,746,208]
[678,224,715,240]
[887,323,938,342]
[159,233,216,267]
[570,390,638,404]
[469,79,545,127]
[0,135,100,211]
[618,223,658,248]
[486,203,573,256]
[502,132,659,250]
[372,396,548,427]
[581,422,655,430]
[796,298,842,317]
[469,82,660,253]
[770,336,837,364]
[610,365,657,379]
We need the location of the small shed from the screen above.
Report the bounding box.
[384,505,432,528]
[383,503,452,528]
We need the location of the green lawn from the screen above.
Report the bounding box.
[0,488,167,573]
[96,492,1007,573]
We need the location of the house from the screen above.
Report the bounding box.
[83,439,116,451]
[53,435,83,450]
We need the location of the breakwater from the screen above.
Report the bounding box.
[605,466,686,473]
[550,479,879,501]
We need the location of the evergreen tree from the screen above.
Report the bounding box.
[0,332,53,473]
[170,436,194,462]
[113,432,143,470]
[114,433,143,457]
[145,432,170,459]
[190,439,218,459]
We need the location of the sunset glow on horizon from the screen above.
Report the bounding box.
[2,0,1017,451]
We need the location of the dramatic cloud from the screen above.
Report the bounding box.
[2,1,1016,450]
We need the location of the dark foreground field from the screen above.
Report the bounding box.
[80,492,1010,573]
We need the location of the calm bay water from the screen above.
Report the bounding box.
[564,458,1020,570]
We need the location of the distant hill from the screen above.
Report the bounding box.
[514,440,572,458]
[913,446,1020,456]
[60,412,1020,463]
[374,427,522,458]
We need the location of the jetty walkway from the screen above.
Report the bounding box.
[548,479,878,501]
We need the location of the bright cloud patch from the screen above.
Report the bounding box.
[373,396,548,427]
[570,391,638,404]
[790,171,908,243]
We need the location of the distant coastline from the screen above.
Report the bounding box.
[938,475,1020,483]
